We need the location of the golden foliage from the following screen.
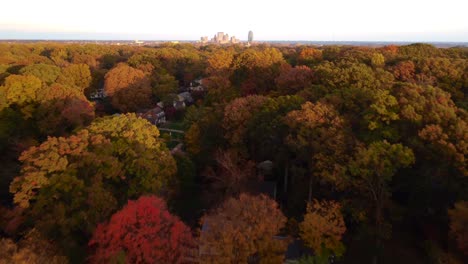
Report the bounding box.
[200,194,287,263]
[448,201,468,255]
[299,200,346,256]
[286,102,349,188]
[185,123,201,155]
[0,229,68,264]
[103,63,152,112]
[223,95,268,146]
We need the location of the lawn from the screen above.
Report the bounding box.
[160,121,186,131]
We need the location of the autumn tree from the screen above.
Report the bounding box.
[151,72,178,101]
[203,48,237,103]
[321,46,342,61]
[200,194,287,263]
[0,229,68,264]
[379,45,399,57]
[391,60,415,82]
[300,200,346,258]
[275,64,315,95]
[286,102,351,200]
[35,94,95,136]
[348,141,414,261]
[206,48,235,76]
[394,83,467,176]
[314,61,394,118]
[203,75,237,104]
[10,114,176,254]
[448,201,468,256]
[203,149,257,200]
[370,53,385,67]
[184,106,225,164]
[85,113,178,195]
[362,89,400,134]
[49,46,69,67]
[232,48,285,94]
[19,63,61,85]
[297,47,323,65]
[185,122,202,155]
[103,63,152,112]
[56,63,91,92]
[247,95,304,161]
[223,95,268,149]
[398,43,441,58]
[3,78,93,138]
[415,58,467,107]
[339,47,375,64]
[0,74,47,151]
[88,196,194,264]
[1,74,42,108]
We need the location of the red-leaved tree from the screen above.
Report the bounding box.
[88,196,194,264]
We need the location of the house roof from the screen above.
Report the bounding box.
[178,92,194,103]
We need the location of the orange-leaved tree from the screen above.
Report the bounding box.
[299,200,346,257]
[286,102,351,200]
[199,193,287,263]
[448,201,468,256]
[223,95,268,148]
[103,63,152,112]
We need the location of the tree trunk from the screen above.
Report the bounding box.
[308,176,313,203]
[284,165,288,193]
[373,201,383,264]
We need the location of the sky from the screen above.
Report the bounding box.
[0,0,467,41]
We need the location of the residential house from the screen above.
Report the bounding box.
[189,78,205,92]
[89,88,105,99]
[136,107,166,125]
[178,92,194,104]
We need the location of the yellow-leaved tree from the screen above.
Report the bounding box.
[299,199,346,258]
[200,194,287,263]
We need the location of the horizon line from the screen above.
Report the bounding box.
[1,39,468,44]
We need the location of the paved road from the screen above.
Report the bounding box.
[159,128,185,134]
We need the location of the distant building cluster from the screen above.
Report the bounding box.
[200,32,239,44]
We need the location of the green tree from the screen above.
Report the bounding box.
[56,63,91,92]
[10,114,176,256]
[286,102,352,200]
[1,74,42,107]
[19,63,62,85]
[348,141,414,262]
[152,72,178,101]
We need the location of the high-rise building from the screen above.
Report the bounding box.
[217,32,224,41]
[230,36,239,44]
[204,32,240,44]
[248,30,253,43]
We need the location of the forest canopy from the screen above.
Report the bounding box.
[0,42,467,264]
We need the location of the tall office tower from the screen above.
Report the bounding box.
[217,32,224,42]
[248,30,253,43]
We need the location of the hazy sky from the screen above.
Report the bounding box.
[1,0,467,41]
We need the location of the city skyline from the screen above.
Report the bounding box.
[1,0,467,42]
